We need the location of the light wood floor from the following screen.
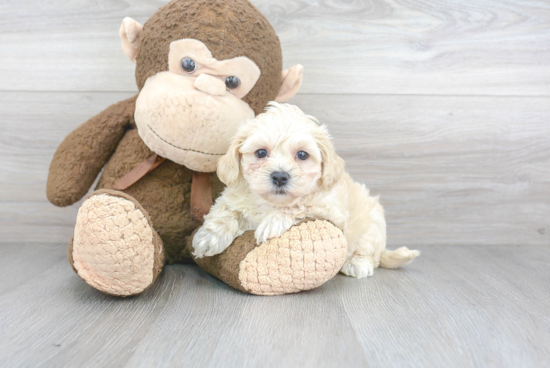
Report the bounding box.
[1,0,549,367]
[0,243,549,367]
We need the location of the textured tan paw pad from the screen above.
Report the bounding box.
[72,194,155,296]
[238,220,347,295]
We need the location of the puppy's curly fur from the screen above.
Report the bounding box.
[193,102,419,278]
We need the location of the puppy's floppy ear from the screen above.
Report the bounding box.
[316,127,345,191]
[217,132,246,187]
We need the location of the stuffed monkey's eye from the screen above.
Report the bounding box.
[181,57,196,73]
[255,149,268,158]
[297,151,309,160]
[225,76,240,89]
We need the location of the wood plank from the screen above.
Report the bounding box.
[336,244,550,367]
[0,243,548,367]
[0,202,78,243]
[0,91,134,202]
[0,91,134,243]
[294,94,550,247]
[0,242,66,295]
[123,268,367,368]
[0,254,178,367]
[1,0,549,95]
[1,91,548,246]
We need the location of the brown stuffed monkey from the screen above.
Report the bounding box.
[47,0,347,297]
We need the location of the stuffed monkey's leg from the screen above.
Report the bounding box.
[69,189,164,296]
[189,219,347,296]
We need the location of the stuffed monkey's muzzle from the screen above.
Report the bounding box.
[194,73,226,96]
[135,71,255,172]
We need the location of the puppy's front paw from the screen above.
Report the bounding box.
[340,256,374,278]
[192,227,233,258]
[254,214,295,244]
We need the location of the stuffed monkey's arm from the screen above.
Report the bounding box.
[47,95,138,207]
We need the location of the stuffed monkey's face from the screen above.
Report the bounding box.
[135,39,261,172]
[120,13,303,173]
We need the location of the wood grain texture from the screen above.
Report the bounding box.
[0,243,548,367]
[294,94,550,247]
[1,1,549,367]
[1,91,548,246]
[1,0,549,95]
[335,244,550,367]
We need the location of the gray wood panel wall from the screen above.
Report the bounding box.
[1,0,549,247]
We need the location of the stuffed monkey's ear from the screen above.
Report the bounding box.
[217,134,245,187]
[275,64,304,103]
[119,17,143,63]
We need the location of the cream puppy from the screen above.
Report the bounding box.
[192,102,419,278]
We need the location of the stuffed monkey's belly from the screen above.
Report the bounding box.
[97,129,225,263]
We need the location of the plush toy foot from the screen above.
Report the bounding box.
[190,220,347,296]
[69,189,164,297]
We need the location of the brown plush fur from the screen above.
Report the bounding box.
[47,95,138,207]
[135,0,282,114]
[47,0,279,264]
[48,0,338,296]
[188,229,259,293]
[96,118,224,263]
[48,95,224,264]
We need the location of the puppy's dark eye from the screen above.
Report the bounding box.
[181,57,196,73]
[225,76,240,89]
[255,149,267,158]
[297,151,309,160]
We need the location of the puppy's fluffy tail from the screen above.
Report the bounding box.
[379,247,420,269]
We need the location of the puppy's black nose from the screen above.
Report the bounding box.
[271,171,290,187]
